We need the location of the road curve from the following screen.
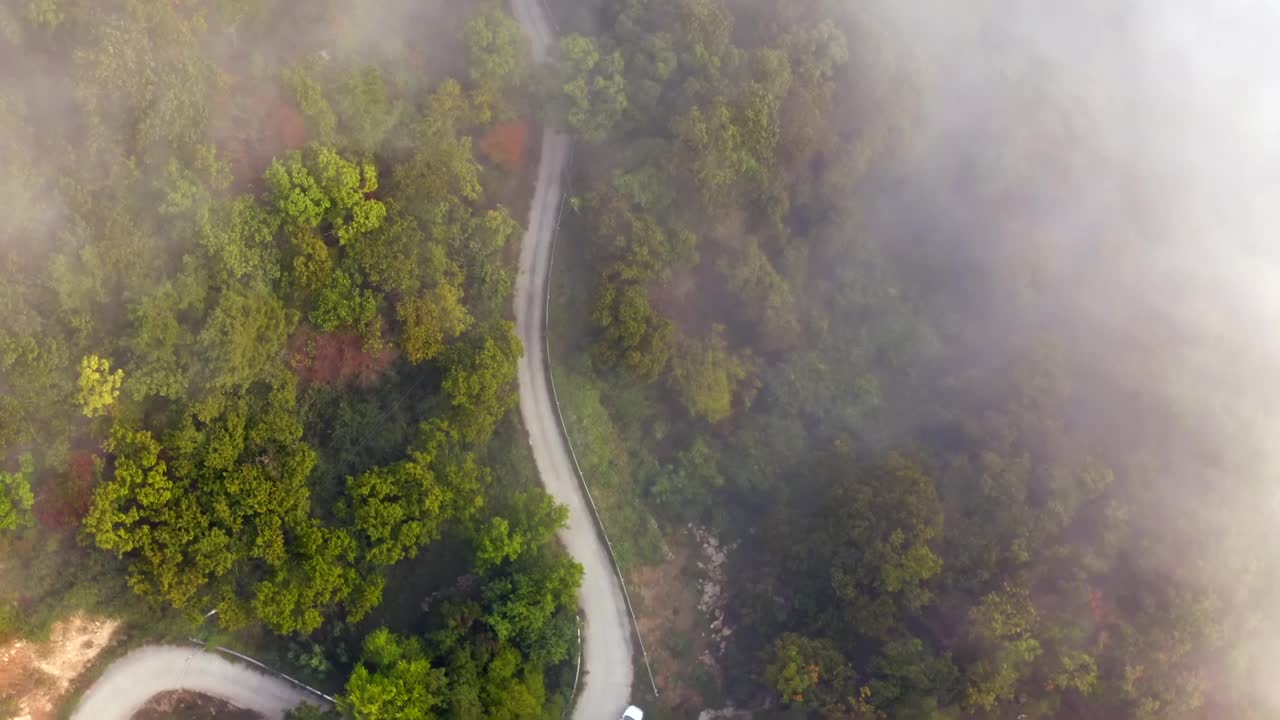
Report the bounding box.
[510,2,637,719]
[69,645,315,720]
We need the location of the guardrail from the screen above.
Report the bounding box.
[541,142,660,698]
[186,638,336,705]
[560,614,583,718]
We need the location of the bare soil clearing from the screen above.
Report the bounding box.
[0,615,119,720]
[286,327,399,389]
[631,527,732,714]
[132,690,261,720]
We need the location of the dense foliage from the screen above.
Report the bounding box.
[543,0,1278,718]
[0,0,575,717]
[0,1,1273,719]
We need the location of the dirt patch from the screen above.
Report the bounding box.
[0,615,119,720]
[132,690,262,720]
[33,451,96,530]
[286,327,399,389]
[630,526,733,713]
[479,118,532,173]
[212,78,307,194]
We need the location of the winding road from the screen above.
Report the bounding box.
[67,2,629,719]
[509,0,638,719]
[70,646,315,720]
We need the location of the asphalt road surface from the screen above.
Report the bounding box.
[509,1,638,718]
[69,645,316,720]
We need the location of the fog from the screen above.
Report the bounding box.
[865,0,1280,488]
[5,0,1280,714]
[865,0,1280,710]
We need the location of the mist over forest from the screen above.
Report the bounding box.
[1,0,1278,719]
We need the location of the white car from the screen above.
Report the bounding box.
[622,705,644,720]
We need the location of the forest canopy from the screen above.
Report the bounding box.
[535,0,1280,718]
[1,0,1278,719]
[0,0,578,717]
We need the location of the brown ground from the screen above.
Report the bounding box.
[479,119,532,174]
[630,527,726,713]
[131,690,262,720]
[286,327,399,389]
[32,451,96,531]
[0,615,119,720]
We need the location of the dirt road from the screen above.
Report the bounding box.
[509,2,638,719]
[69,646,315,720]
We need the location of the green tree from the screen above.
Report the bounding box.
[672,99,760,211]
[286,64,338,145]
[1046,648,1097,696]
[764,633,864,713]
[200,196,282,284]
[618,27,677,122]
[649,435,723,520]
[82,424,175,562]
[668,325,750,423]
[267,151,329,230]
[348,203,425,294]
[465,6,524,91]
[474,517,522,573]
[25,0,63,29]
[74,1,220,156]
[345,421,482,567]
[0,453,35,531]
[441,323,522,444]
[419,78,482,138]
[286,226,337,298]
[964,637,1042,713]
[968,583,1038,642]
[84,386,367,632]
[586,188,697,281]
[333,65,404,156]
[552,35,627,143]
[590,281,673,382]
[252,522,373,635]
[717,238,800,351]
[481,550,582,664]
[477,490,569,574]
[475,645,547,720]
[341,628,448,720]
[778,451,944,640]
[159,145,232,229]
[392,109,482,248]
[963,583,1043,712]
[267,146,386,244]
[397,284,472,365]
[309,269,380,337]
[196,283,296,391]
[673,0,736,83]
[868,635,960,715]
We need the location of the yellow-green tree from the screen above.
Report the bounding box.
[77,354,124,417]
[0,453,35,531]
